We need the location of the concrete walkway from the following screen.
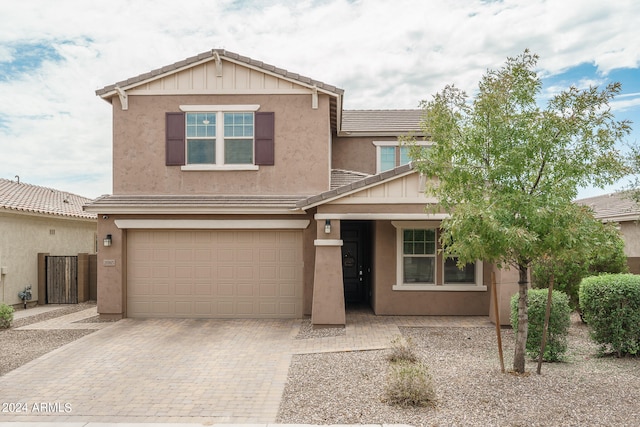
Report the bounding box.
[0,309,491,424]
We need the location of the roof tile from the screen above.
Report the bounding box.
[341,109,424,134]
[0,178,96,220]
[575,192,640,221]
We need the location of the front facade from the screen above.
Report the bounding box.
[0,179,97,306]
[87,50,517,324]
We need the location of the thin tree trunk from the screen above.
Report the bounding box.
[513,264,529,373]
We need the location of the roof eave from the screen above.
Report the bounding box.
[297,164,418,211]
[337,130,426,138]
[96,49,345,101]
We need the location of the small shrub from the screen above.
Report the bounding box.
[579,274,640,357]
[531,223,628,312]
[510,289,571,362]
[532,257,587,311]
[387,335,418,363]
[383,360,436,407]
[0,303,14,329]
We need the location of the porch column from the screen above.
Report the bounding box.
[489,265,520,325]
[311,219,345,327]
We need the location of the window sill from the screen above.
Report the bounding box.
[181,165,259,171]
[392,284,487,292]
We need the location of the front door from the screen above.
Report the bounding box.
[341,221,371,304]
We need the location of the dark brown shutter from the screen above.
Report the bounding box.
[255,112,274,166]
[166,112,185,166]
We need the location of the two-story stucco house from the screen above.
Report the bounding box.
[86,49,519,325]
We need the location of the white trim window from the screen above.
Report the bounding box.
[373,141,433,173]
[443,256,480,285]
[402,228,437,284]
[186,111,254,166]
[391,221,485,291]
[168,104,274,171]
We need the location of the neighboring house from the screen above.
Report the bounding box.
[0,178,97,306]
[86,49,519,325]
[576,192,640,274]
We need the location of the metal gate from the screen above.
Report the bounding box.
[46,256,78,304]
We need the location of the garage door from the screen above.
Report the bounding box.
[127,229,303,318]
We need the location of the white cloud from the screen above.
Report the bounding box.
[0,0,639,197]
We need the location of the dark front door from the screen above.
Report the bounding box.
[341,221,372,304]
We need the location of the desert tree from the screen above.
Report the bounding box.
[406,50,633,373]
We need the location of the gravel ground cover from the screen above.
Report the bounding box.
[277,315,640,427]
[0,302,99,376]
[3,305,639,425]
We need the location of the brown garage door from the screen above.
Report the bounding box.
[127,229,303,318]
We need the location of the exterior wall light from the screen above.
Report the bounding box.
[103,234,112,247]
[324,219,331,234]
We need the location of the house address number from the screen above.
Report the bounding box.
[103,259,116,267]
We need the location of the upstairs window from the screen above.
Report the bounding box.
[186,113,217,164]
[223,112,254,164]
[166,105,274,170]
[374,141,432,173]
[186,111,254,166]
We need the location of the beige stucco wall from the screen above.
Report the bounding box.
[332,136,391,174]
[620,221,640,257]
[111,93,332,196]
[0,210,96,306]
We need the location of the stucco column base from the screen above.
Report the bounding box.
[311,241,346,327]
[489,266,521,326]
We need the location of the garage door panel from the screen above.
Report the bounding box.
[195,284,213,295]
[278,302,297,316]
[236,283,254,297]
[127,229,303,318]
[259,283,277,297]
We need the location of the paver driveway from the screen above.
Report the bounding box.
[0,308,491,424]
[0,317,298,424]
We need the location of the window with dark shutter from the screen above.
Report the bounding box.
[166,112,185,166]
[255,112,275,166]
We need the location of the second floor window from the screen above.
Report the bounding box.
[374,142,419,173]
[186,112,254,165]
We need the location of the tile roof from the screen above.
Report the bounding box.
[575,192,640,222]
[96,49,344,97]
[331,169,372,190]
[297,163,416,209]
[0,178,97,220]
[341,110,424,135]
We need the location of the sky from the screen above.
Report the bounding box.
[0,0,639,200]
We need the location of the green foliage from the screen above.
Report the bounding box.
[383,360,436,407]
[510,289,571,362]
[579,274,640,356]
[0,303,14,329]
[587,225,629,275]
[532,222,628,310]
[405,49,634,372]
[387,335,418,363]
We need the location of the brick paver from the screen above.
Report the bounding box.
[0,308,490,424]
